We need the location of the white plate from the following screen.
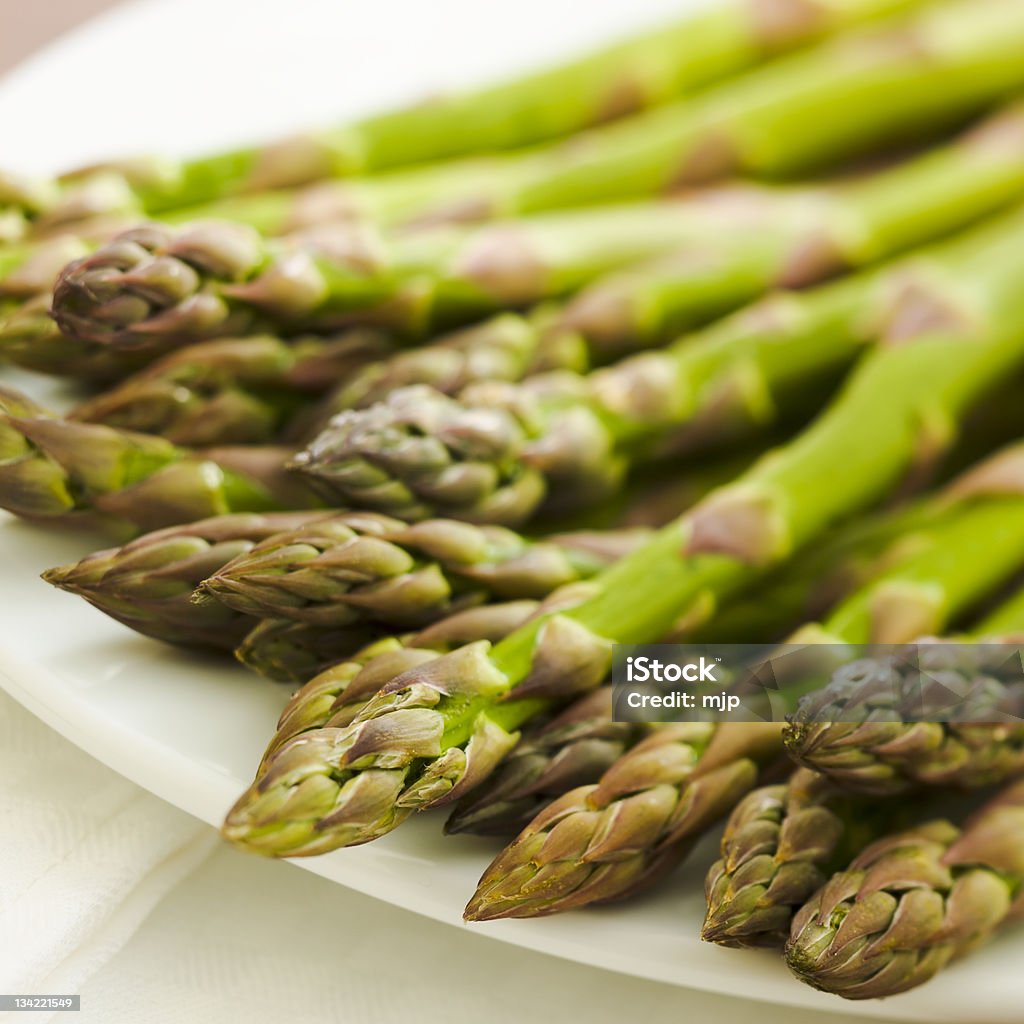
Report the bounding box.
[1,2,1021,1020]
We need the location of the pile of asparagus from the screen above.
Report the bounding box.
[4,0,1024,1002]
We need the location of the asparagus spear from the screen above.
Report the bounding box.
[54,85,1024,358]
[41,512,331,649]
[221,227,1024,858]
[0,385,321,533]
[197,515,648,627]
[295,209,1024,524]
[0,188,392,381]
[0,180,413,303]
[467,722,787,917]
[68,333,392,445]
[703,769,885,947]
[13,0,922,228]
[444,687,650,837]
[785,779,1024,1000]
[47,195,850,352]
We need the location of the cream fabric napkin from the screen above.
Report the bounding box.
[0,691,215,1013]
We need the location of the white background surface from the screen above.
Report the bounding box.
[0,2,1019,1021]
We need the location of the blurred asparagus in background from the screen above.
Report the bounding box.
[4,0,925,231]
[36,0,1024,239]
[49,90,1024,359]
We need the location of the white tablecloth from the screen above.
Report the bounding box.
[1,690,898,1024]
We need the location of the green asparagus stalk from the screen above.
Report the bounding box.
[789,451,1024,647]
[13,0,922,228]
[683,502,941,644]
[785,779,1024,999]
[41,512,331,648]
[68,332,392,445]
[46,196,841,352]
[197,514,648,627]
[295,209,1024,524]
[444,687,650,837]
[479,0,1024,216]
[221,228,1024,859]
[53,85,1024,358]
[0,385,321,533]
